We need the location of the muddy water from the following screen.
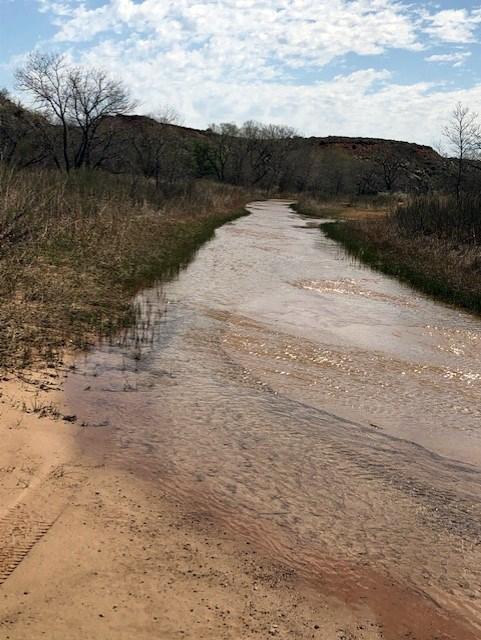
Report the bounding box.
[67,201,481,638]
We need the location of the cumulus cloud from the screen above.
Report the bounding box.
[70,34,481,145]
[424,9,481,44]
[425,51,472,67]
[38,0,423,68]
[18,1,481,144]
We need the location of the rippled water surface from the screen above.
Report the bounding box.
[67,201,481,638]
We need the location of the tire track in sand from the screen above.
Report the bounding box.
[0,465,84,586]
[0,506,57,584]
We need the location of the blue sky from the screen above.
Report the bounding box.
[2,0,481,145]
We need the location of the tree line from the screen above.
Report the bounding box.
[1,52,480,198]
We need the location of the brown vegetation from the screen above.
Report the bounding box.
[3,55,481,354]
[292,194,393,220]
[2,54,464,197]
[320,194,481,314]
[0,166,255,369]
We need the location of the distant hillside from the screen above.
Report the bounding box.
[301,135,453,193]
[0,93,461,194]
[104,114,211,140]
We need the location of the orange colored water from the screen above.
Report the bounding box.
[66,201,481,638]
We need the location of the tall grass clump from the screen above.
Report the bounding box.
[394,194,481,244]
[319,193,481,315]
[0,165,257,369]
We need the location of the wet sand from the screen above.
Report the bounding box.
[0,374,383,640]
[1,200,481,638]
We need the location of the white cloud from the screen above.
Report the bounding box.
[39,0,423,71]
[14,1,481,145]
[425,51,472,67]
[66,35,481,145]
[424,9,481,43]
[37,1,75,17]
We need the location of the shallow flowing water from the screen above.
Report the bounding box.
[67,201,481,638]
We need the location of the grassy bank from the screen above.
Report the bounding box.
[292,194,394,220]
[0,167,257,369]
[291,198,347,219]
[321,216,481,314]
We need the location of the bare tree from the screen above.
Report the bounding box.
[68,66,135,168]
[241,121,296,188]
[375,149,404,192]
[150,105,183,126]
[259,123,297,191]
[15,52,135,171]
[15,53,72,170]
[443,102,481,199]
[203,123,240,182]
[195,120,297,188]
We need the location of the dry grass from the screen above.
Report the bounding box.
[292,195,390,221]
[322,215,481,313]
[0,166,257,369]
[293,192,481,313]
[393,194,481,244]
